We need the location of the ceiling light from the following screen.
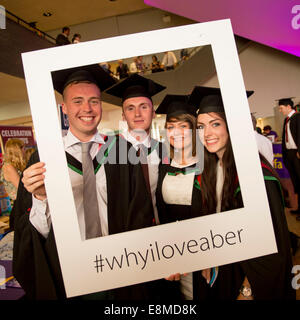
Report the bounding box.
[43,12,52,17]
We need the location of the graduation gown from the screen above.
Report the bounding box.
[281,112,300,205]
[199,159,295,300]
[11,135,172,300]
[282,112,300,159]
[156,161,206,299]
[156,162,204,223]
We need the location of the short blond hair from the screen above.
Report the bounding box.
[62,80,98,101]
[4,138,26,172]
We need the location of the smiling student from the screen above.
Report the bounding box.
[154,94,205,300]
[191,86,294,300]
[105,74,182,300]
[105,74,167,226]
[11,64,155,300]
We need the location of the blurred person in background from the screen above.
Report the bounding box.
[263,125,278,142]
[72,33,81,44]
[116,60,129,79]
[25,147,36,165]
[55,26,71,46]
[161,51,177,71]
[150,55,163,73]
[129,57,138,74]
[0,139,26,204]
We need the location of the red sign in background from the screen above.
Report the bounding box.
[0,126,35,149]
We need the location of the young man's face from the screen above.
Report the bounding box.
[122,96,155,135]
[278,104,292,117]
[62,82,102,142]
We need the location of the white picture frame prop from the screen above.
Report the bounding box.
[22,19,277,298]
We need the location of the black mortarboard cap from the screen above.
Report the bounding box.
[276,97,295,107]
[188,86,254,114]
[104,73,166,103]
[156,94,197,118]
[51,63,116,95]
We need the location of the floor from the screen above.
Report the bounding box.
[1,180,300,300]
[282,177,300,299]
[285,208,300,300]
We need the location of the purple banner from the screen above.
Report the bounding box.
[273,143,290,179]
[145,0,300,57]
[0,260,25,300]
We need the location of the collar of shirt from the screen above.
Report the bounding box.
[63,130,105,159]
[123,130,151,150]
[288,110,296,118]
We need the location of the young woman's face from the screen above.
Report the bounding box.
[196,112,229,159]
[166,119,193,151]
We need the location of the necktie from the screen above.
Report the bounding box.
[81,142,102,239]
[285,117,290,143]
[137,144,151,194]
[137,144,159,225]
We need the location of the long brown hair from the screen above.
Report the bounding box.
[200,112,240,214]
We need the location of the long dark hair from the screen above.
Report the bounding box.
[200,112,240,214]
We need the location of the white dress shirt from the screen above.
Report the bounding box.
[216,160,225,213]
[255,131,274,166]
[162,51,177,67]
[160,157,198,301]
[29,130,108,240]
[129,61,137,73]
[162,159,197,206]
[122,130,160,224]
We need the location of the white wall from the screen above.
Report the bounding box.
[47,8,194,42]
[204,42,300,119]
[0,102,31,120]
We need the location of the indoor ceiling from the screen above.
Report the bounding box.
[2,0,150,31]
[0,0,150,116]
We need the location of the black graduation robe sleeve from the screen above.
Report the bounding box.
[194,164,294,300]
[292,113,300,154]
[239,168,295,300]
[282,113,300,164]
[12,151,66,299]
[12,139,170,300]
[155,162,168,224]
